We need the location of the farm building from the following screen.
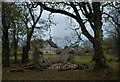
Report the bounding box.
[30,38,58,54]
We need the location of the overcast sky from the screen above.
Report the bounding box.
[33,4,110,48]
[0,2,113,48]
[37,10,83,47]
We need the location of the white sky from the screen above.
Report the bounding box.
[28,2,112,48]
[39,10,78,47]
[37,10,92,47]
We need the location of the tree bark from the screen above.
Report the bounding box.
[22,36,30,64]
[2,26,10,67]
[92,38,107,69]
[13,23,18,63]
[92,2,107,69]
[22,29,34,64]
[2,3,10,67]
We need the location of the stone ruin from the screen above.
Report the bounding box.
[33,48,44,66]
[59,47,74,64]
[9,46,89,72]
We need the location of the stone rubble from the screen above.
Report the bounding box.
[48,62,89,71]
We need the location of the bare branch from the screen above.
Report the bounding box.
[70,2,94,44]
[37,2,77,19]
[27,3,35,23]
[102,12,118,25]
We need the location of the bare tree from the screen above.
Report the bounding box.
[37,2,107,69]
[21,2,43,64]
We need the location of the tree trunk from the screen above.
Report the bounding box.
[2,27,10,67]
[93,38,107,69]
[92,2,107,69]
[22,34,31,64]
[13,24,18,63]
[22,41,30,64]
[2,3,10,67]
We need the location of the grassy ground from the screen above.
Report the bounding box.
[2,54,118,80]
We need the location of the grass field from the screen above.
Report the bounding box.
[2,54,118,80]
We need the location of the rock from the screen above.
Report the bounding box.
[48,62,89,71]
[42,63,49,69]
[70,64,78,70]
[62,64,70,71]
[59,48,74,64]
[48,63,62,70]
[78,63,89,69]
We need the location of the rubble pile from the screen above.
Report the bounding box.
[48,62,89,71]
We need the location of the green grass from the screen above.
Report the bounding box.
[3,54,118,80]
[9,54,118,70]
[74,55,93,65]
[43,54,59,62]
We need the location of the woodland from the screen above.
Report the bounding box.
[1,1,120,81]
